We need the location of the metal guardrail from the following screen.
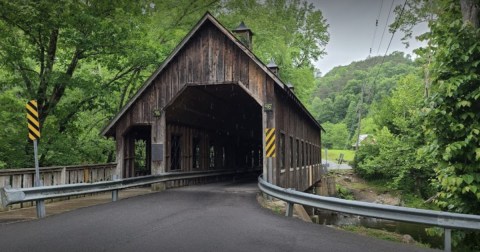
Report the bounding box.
[0,169,257,218]
[258,176,480,252]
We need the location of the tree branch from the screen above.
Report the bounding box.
[41,49,82,125]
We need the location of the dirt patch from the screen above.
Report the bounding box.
[331,170,401,206]
[257,194,311,222]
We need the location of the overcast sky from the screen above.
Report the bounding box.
[309,0,428,75]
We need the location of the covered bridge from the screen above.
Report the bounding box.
[101,13,323,191]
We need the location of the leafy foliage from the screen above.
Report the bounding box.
[0,0,329,168]
[421,2,480,218]
[321,122,349,149]
[310,52,419,145]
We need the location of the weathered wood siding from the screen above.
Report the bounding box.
[112,19,322,191]
[115,21,264,135]
[274,86,322,191]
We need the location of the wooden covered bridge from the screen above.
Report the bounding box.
[101,13,323,191]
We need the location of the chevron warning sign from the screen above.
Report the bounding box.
[265,128,276,158]
[26,100,40,141]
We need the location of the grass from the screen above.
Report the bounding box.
[340,225,404,242]
[322,149,355,163]
[338,225,430,248]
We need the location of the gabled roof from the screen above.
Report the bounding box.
[101,12,322,136]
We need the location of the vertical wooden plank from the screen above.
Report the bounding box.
[22,173,33,188]
[0,175,8,188]
[12,174,22,189]
[209,27,217,82]
[173,56,179,97]
[115,128,124,178]
[44,172,52,186]
[224,37,233,81]
[240,53,249,87]
[166,125,170,172]
[179,50,186,88]
[203,27,210,82]
[249,61,257,96]
[196,32,203,83]
[233,47,240,82]
[216,31,225,82]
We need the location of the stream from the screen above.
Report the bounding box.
[315,209,444,249]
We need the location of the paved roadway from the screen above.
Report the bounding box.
[322,159,353,170]
[0,181,434,252]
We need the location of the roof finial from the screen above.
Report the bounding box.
[267,59,279,76]
[232,21,254,49]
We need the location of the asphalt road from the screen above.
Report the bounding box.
[0,181,435,252]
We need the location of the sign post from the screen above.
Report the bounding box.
[265,128,276,183]
[26,100,45,218]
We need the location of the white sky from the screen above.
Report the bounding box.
[309,0,428,75]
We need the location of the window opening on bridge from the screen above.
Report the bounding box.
[209,143,215,169]
[134,139,148,176]
[310,144,313,165]
[290,136,294,168]
[171,135,181,170]
[301,141,305,167]
[193,137,200,169]
[305,142,312,166]
[296,139,300,168]
[250,149,255,168]
[280,133,285,169]
[258,147,262,167]
[222,146,226,168]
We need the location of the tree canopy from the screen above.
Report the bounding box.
[0,0,329,168]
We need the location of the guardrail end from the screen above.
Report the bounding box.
[0,187,8,209]
[0,188,26,208]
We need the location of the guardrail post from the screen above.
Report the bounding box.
[444,228,451,252]
[112,190,118,202]
[285,202,294,217]
[35,179,46,218]
[112,175,119,202]
[36,200,46,218]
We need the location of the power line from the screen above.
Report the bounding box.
[369,0,384,57]
[376,0,395,55]
[355,0,408,147]
[373,0,409,84]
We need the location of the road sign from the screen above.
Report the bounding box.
[26,100,44,217]
[265,128,276,158]
[26,100,40,140]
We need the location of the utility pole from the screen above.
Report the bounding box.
[355,84,364,151]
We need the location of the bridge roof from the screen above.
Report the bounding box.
[101,12,322,137]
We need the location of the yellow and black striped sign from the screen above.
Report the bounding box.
[26,100,40,141]
[265,128,275,158]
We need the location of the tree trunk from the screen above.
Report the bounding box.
[460,0,479,28]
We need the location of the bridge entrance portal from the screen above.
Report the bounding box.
[123,125,152,178]
[164,83,262,173]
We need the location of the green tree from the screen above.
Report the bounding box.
[0,0,330,168]
[355,74,430,192]
[389,1,480,247]
[310,52,419,134]
[421,0,480,215]
[321,122,349,149]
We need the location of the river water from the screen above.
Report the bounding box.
[315,209,444,249]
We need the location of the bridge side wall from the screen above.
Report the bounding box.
[111,20,322,190]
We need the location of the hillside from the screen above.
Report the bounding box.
[309,52,421,149]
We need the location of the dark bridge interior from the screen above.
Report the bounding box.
[164,83,262,172]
